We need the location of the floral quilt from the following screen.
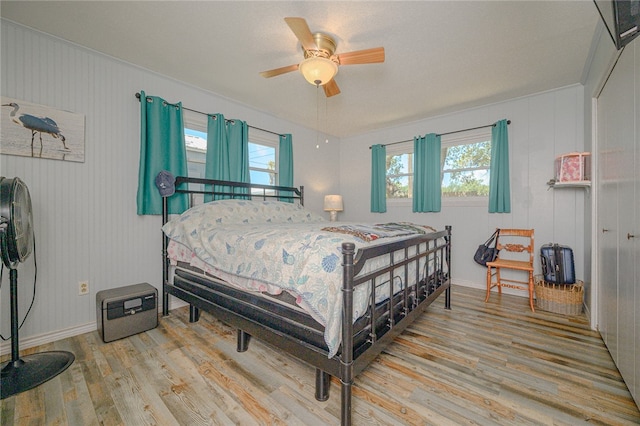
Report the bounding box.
[162,199,440,357]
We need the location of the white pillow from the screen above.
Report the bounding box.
[162,199,325,243]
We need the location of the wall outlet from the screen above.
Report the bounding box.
[78,280,89,296]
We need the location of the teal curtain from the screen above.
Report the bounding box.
[488,119,511,213]
[370,144,387,213]
[227,120,250,184]
[136,91,188,215]
[205,114,250,201]
[413,133,441,212]
[278,134,294,202]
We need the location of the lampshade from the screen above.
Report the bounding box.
[299,57,338,86]
[324,195,343,211]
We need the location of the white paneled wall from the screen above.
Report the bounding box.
[339,86,587,304]
[0,19,589,350]
[0,20,340,350]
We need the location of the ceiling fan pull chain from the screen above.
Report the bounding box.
[316,85,320,149]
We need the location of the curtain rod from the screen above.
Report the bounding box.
[135,92,284,137]
[369,120,511,149]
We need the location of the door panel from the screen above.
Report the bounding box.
[596,40,638,407]
[612,50,636,396]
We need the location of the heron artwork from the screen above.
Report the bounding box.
[2,103,70,152]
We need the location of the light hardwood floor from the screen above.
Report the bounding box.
[2,285,639,425]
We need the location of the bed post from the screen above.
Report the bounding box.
[315,369,330,401]
[161,195,170,316]
[341,242,355,426]
[445,225,452,310]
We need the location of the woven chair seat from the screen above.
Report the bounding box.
[486,258,533,271]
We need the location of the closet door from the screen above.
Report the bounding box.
[597,90,619,355]
[597,39,638,407]
[614,49,636,397]
[634,39,639,406]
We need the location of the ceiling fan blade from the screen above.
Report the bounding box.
[323,79,340,97]
[259,64,299,78]
[336,47,385,65]
[284,17,317,51]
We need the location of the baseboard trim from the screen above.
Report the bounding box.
[453,277,533,297]
[0,321,96,356]
[1,297,189,356]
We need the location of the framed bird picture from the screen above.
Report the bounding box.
[1,97,85,163]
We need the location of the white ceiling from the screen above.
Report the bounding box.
[1,1,601,138]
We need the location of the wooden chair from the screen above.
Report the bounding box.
[485,228,535,311]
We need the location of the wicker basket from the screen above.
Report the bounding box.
[534,275,584,315]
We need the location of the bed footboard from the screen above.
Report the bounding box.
[339,225,451,425]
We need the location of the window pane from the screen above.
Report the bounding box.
[387,175,412,198]
[386,152,413,198]
[442,170,490,197]
[443,141,490,170]
[185,128,207,192]
[185,128,207,151]
[250,169,276,186]
[186,155,205,178]
[249,142,276,185]
[249,142,276,170]
[442,140,490,197]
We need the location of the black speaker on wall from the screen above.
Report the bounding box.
[594,0,640,50]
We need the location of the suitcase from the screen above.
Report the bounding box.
[540,243,576,284]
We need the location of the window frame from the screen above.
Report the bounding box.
[440,128,492,207]
[183,111,208,181]
[183,110,280,185]
[247,129,279,186]
[385,128,492,207]
[385,142,414,205]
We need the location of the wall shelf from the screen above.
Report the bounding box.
[547,179,591,191]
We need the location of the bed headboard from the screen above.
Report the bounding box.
[172,176,303,207]
[159,176,304,225]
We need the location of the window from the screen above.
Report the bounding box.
[183,111,278,185]
[248,136,277,186]
[442,136,491,198]
[184,127,207,178]
[386,146,413,199]
[385,129,491,204]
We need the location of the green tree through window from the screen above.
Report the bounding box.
[386,152,412,198]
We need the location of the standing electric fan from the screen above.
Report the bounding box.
[0,177,74,399]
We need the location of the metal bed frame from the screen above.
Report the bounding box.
[160,176,452,425]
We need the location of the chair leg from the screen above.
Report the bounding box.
[485,266,492,302]
[528,271,535,312]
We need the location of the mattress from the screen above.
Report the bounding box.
[172,262,427,356]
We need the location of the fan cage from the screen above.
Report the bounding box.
[0,177,34,266]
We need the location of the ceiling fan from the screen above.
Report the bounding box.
[260,17,385,97]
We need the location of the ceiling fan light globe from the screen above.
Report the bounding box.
[299,57,338,86]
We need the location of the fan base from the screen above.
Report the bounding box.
[0,351,75,399]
